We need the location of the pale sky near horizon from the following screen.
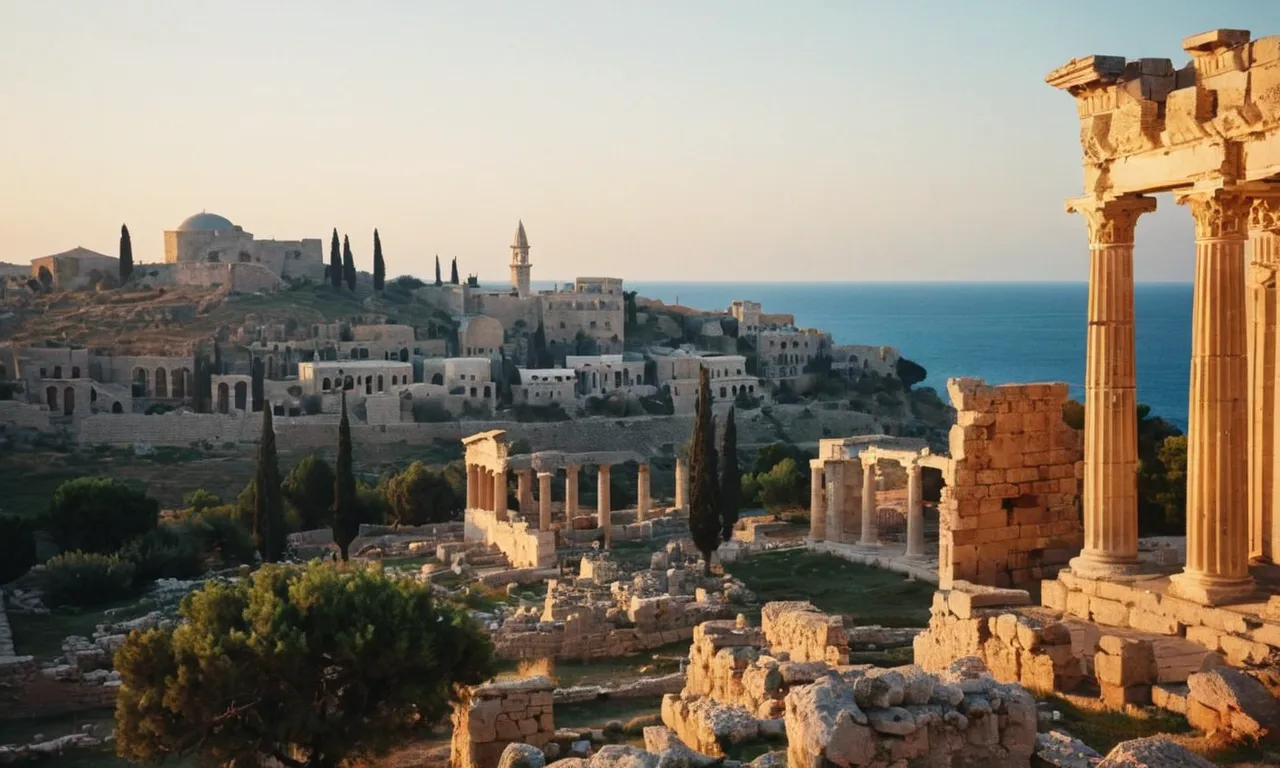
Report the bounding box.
[3,2,1278,283]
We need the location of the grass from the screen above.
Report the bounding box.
[556,696,666,730]
[494,641,689,689]
[724,549,934,627]
[8,598,154,661]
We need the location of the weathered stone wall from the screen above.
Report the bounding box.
[465,508,555,569]
[137,262,282,293]
[449,676,555,768]
[760,600,849,665]
[939,378,1083,589]
[0,400,52,431]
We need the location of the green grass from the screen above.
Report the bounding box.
[1038,695,1190,755]
[495,642,688,689]
[724,549,934,627]
[8,599,154,661]
[556,696,665,730]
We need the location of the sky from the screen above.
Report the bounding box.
[2,1,1278,283]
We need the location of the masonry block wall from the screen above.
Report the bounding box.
[450,676,555,768]
[938,378,1083,589]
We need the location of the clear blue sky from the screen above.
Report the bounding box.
[2,1,1276,282]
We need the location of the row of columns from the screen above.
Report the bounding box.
[465,463,510,520]
[1067,188,1280,604]
[807,457,926,558]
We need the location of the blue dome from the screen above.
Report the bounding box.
[176,212,235,232]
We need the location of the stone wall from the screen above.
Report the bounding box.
[760,600,849,665]
[465,508,555,569]
[137,262,282,293]
[939,378,1083,589]
[449,676,555,768]
[0,400,52,432]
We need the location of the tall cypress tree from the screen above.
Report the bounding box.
[434,255,443,286]
[720,407,741,541]
[119,224,133,283]
[329,229,341,289]
[373,230,385,292]
[688,367,721,574]
[250,358,265,412]
[254,405,286,562]
[332,392,358,561]
[532,320,548,368]
[342,235,356,291]
[450,257,459,285]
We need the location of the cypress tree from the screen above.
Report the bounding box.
[450,257,459,285]
[435,255,443,287]
[342,235,356,291]
[688,367,720,574]
[213,341,223,375]
[254,405,286,562]
[532,320,548,368]
[329,229,341,289]
[332,392,358,561]
[119,224,133,283]
[250,358,264,412]
[720,406,741,541]
[373,229,385,292]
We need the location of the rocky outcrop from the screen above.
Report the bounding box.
[1185,666,1280,742]
[760,600,848,665]
[1034,730,1102,767]
[660,694,759,757]
[1095,737,1214,768]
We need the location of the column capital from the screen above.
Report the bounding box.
[809,458,826,471]
[1066,195,1157,246]
[1175,188,1250,240]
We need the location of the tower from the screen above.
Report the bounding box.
[510,220,531,298]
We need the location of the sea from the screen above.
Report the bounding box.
[625,282,1194,430]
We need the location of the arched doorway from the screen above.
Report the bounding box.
[343,375,354,390]
[63,387,75,416]
[365,377,372,395]
[112,401,123,414]
[46,386,58,411]
[377,375,384,392]
[133,368,148,397]
[431,373,443,385]
[155,368,168,398]
[217,383,230,414]
[322,377,332,391]
[173,368,188,399]
[234,382,248,411]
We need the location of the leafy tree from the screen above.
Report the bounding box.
[531,320,550,368]
[342,235,356,291]
[688,367,720,574]
[0,515,37,584]
[283,455,336,530]
[251,357,265,412]
[752,442,810,475]
[756,458,805,512]
[329,229,342,289]
[373,229,386,292]
[42,552,135,607]
[450,256,459,284]
[720,407,741,541]
[37,265,53,290]
[623,290,638,331]
[182,489,223,514]
[255,406,287,562]
[1152,435,1188,531]
[113,562,496,768]
[48,477,159,554]
[119,526,205,587]
[434,254,443,286]
[895,357,927,390]
[119,224,133,282]
[384,461,461,525]
[332,393,359,560]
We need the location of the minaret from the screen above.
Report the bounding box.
[510,220,531,298]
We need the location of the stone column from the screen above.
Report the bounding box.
[675,457,688,512]
[1248,197,1280,562]
[859,460,879,547]
[466,464,478,509]
[538,472,553,531]
[825,461,845,543]
[565,465,580,520]
[1169,189,1255,604]
[637,464,651,522]
[1066,195,1155,578]
[905,461,925,558]
[809,459,827,542]
[597,464,612,548]
[493,467,508,521]
[516,470,532,516]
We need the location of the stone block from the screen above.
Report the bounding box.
[1186,625,1223,652]
[1100,681,1152,708]
[1065,591,1091,620]
[1089,597,1129,627]
[1129,608,1180,636]
[1219,635,1272,667]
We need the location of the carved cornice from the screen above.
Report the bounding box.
[1176,190,1250,240]
[1249,197,1280,234]
[1065,196,1157,246]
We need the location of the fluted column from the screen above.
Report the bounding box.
[538,472,553,531]
[860,459,879,546]
[517,469,533,516]
[675,457,688,512]
[1248,197,1280,563]
[565,465,580,520]
[493,467,508,521]
[809,459,827,542]
[905,460,925,558]
[1169,189,1255,605]
[1066,195,1156,578]
[825,461,845,543]
[637,463,651,522]
[597,464,612,548]
[480,468,492,512]
[466,464,478,509]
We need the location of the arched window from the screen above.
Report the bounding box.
[155,367,168,398]
[133,367,148,397]
[174,368,189,399]
[377,375,384,392]
[483,385,491,398]
[470,387,477,397]
[431,372,443,385]
[112,401,123,414]
[217,383,230,414]
[732,385,738,396]
[391,375,398,386]
[71,366,81,378]
[343,375,354,390]
[46,386,58,411]
[719,386,727,398]
[234,382,248,411]
[63,387,75,416]
[53,365,63,379]
[365,377,372,395]
[322,377,332,391]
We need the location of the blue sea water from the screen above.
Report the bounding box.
[626,282,1194,430]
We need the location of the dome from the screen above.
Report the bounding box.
[176,212,235,232]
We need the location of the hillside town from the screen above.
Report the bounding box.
[1,22,1280,768]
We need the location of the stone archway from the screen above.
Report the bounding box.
[155,367,168,398]
[431,373,444,385]
[217,383,230,414]
[133,367,148,397]
[112,401,123,414]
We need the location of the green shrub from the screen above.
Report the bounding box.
[47,477,159,554]
[183,489,223,514]
[185,508,257,566]
[119,526,205,586]
[42,552,136,607]
[0,515,38,584]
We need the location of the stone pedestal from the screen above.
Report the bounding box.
[905,461,925,558]
[675,458,688,511]
[859,460,879,547]
[565,465,579,519]
[597,465,612,549]
[1248,198,1279,562]
[637,463,651,522]
[809,459,826,542]
[538,472,553,531]
[1169,190,1255,604]
[825,461,845,543]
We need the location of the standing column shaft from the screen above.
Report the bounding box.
[637,464,651,522]
[466,464,477,509]
[479,468,490,512]
[906,461,925,557]
[1248,198,1280,562]
[493,468,507,520]
[538,472,553,531]
[860,460,879,546]
[565,465,580,520]
[825,462,845,543]
[809,459,827,542]
[517,470,533,515]
[1170,190,1255,604]
[675,458,688,511]
[1067,196,1154,577]
[597,465,612,548]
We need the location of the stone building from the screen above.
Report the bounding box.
[297,360,413,396]
[757,327,830,381]
[162,211,324,281]
[512,368,576,405]
[564,354,648,397]
[29,247,118,291]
